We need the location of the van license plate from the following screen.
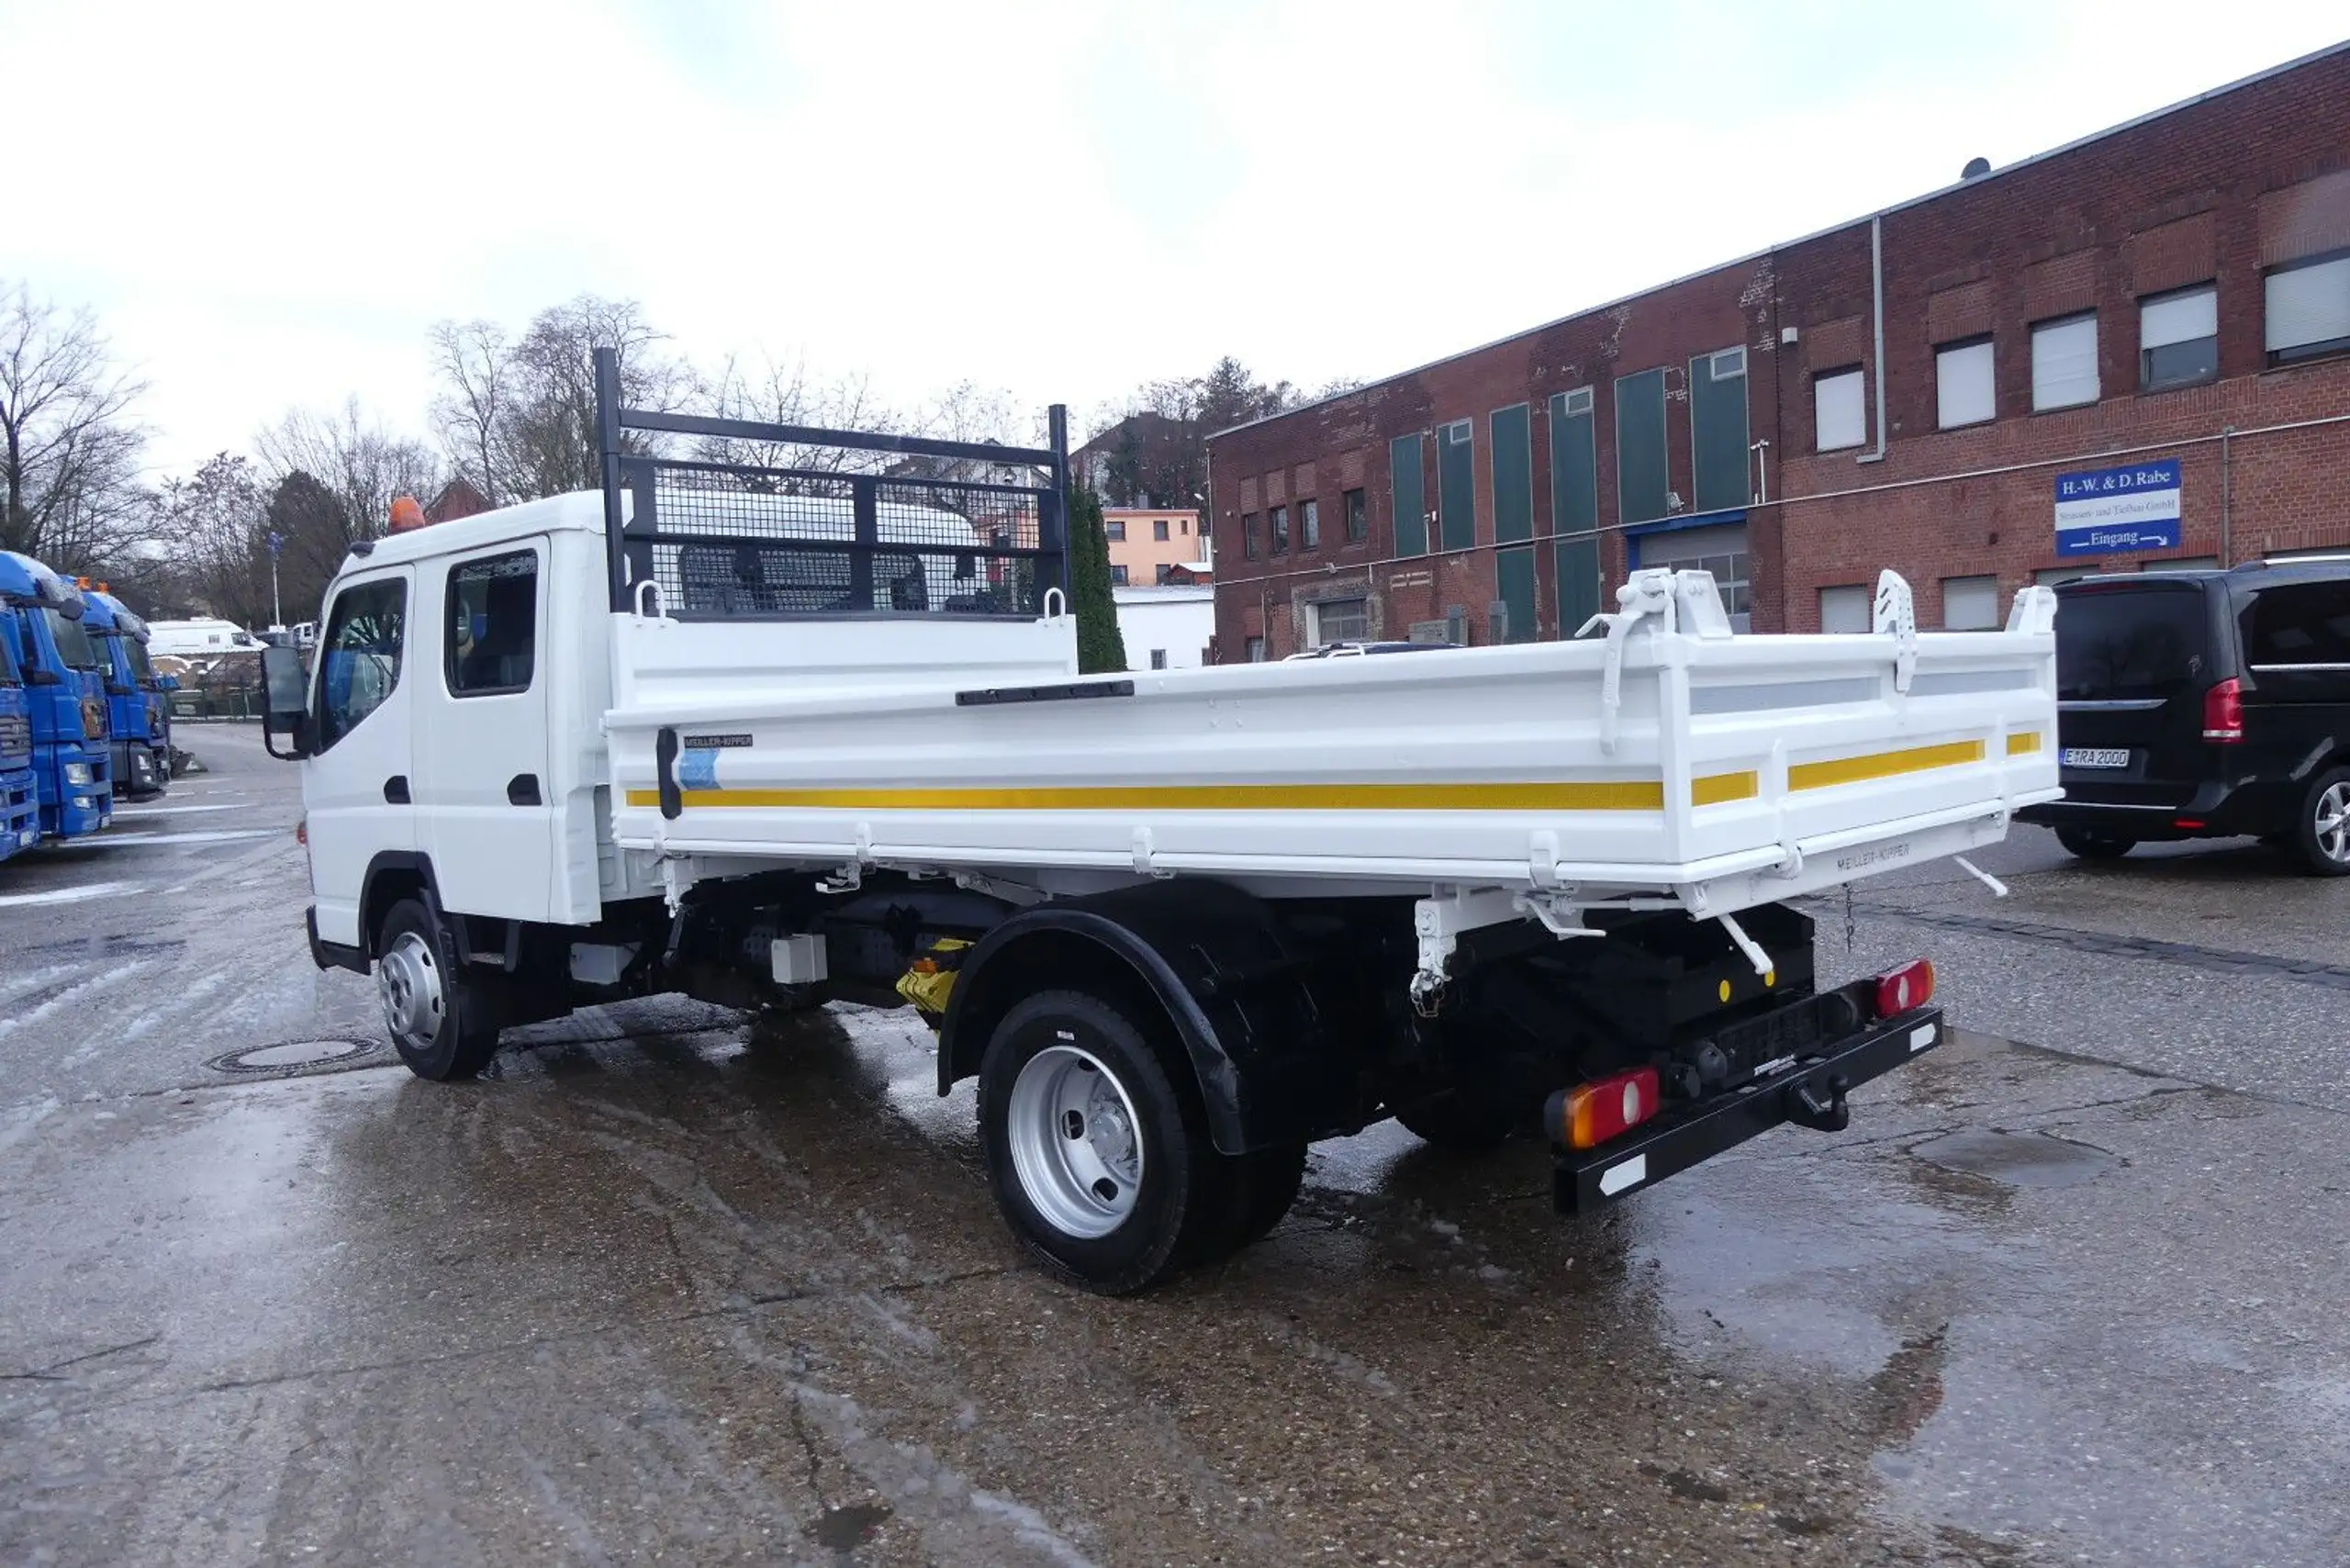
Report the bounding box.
[2062,747,2131,769]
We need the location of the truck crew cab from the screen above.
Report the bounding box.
[84,588,172,799]
[0,602,38,861]
[0,553,111,841]
[260,351,2055,1294]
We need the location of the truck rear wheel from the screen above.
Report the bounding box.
[375,899,501,1081]
[978,990,1228,1294]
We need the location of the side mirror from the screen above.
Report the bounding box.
[158,675,181,691]
[259,644,312,761]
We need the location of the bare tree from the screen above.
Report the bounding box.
[501,296,692,498]
[151,454,271,623]
[693,351,905,481]
[427,319,512,507]
[0,280,150,573]
[253,398,440,603]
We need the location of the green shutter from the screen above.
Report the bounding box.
[1548,391,1597,536]
[1390,433,1427,556]
[1614,368,1668,525]
[1491,404,1532,543]
[1556,536,1602,634]
[1438,421,1475,551]
[1688,348,1750,513]
[1497,545,1536,644]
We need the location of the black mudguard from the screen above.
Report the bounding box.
[936,880,1381,1156]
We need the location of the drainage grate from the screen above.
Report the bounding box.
[207,1037,384,1076]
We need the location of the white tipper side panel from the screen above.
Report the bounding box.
[599,600,2059,909]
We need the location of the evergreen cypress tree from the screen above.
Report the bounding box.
[1067,482,1128,674]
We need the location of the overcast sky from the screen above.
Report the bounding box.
[4,0,2343,480]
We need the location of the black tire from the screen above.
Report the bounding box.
[2055,828,2136,861]
[978,990,1227,1294]
[375,898,502,1081]
[1218,1142,1309,1254]
[1391,1090,1515,1152]
[2290,767,2350,877]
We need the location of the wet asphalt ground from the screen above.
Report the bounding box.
[3,723,2347,1567]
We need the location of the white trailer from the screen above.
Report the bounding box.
[259,351,2060,1293]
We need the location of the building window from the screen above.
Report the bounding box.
[1241,513,1259,560]
[1181,518,1191,534]
[2266,251,2350,365]
[1300,498,1320,549]
[1818,584,1872,633]
[2140,284,2218,391]
[1814,366,1865,451]
[1270,504,1289,554]
[1342,487,1366,542]
[1309,597,1370,646]
[1639,527,1751,628]
[1245,635,1266,662]
[1936,338,1996,429]
[1104,519,1125,543]
[1149,648,1168,669]
[1942,575,2000,631]
[1152,519,1169,542]
[2031,313,2098,412]
[1110,565,1127,586]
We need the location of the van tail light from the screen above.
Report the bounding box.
[1874,958,1935,1018]
[1549,1066,1662,1150]
[2202,678,2244,744]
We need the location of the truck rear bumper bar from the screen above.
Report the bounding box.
[1553,1005,1944,1214]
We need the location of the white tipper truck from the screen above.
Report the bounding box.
[258,348,2061,1294]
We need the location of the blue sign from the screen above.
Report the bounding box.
[2054,459,2181,557]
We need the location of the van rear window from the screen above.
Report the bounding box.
[2055,587,2209,700]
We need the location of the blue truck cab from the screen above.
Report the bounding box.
[0,590,37,861]
[84,589,172,798]
[0,552,113,840]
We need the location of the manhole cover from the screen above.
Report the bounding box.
[207,1037,383,1075]
[1912,1127,2121,1189]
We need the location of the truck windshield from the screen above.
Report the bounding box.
[0,620,19,684]
[2055,587,2210,701]
[44,608,100,671]
[123,636,157,684]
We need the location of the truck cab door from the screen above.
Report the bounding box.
[304,569,416,950]
[415,540,555,924]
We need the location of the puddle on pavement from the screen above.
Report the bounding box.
[1910,1127,2121,1189]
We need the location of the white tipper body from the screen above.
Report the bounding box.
[298,491,2061,948]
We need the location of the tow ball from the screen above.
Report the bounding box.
[1786,1073,1852,1133]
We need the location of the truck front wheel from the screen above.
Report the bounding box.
[376,899,501,1081]
[979,990,1229,1294]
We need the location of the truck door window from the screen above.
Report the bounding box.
[318,578,408,748]
[445,550,538,696]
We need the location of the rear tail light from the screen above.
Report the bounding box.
[2202,678,2244,744]
[1874,958,1935,1018]
[1550,1065,1662,1150]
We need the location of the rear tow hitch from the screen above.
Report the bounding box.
[1786,1074,1852,1132]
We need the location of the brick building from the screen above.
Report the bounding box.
[1207,43,2350,660]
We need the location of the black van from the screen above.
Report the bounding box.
[2020,561,2350,873]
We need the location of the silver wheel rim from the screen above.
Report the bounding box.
[2318,782,2350,863]
[378,930,445,1052]
[1006,1044,1144,1239]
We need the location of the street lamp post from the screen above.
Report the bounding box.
[266,531,284,629]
